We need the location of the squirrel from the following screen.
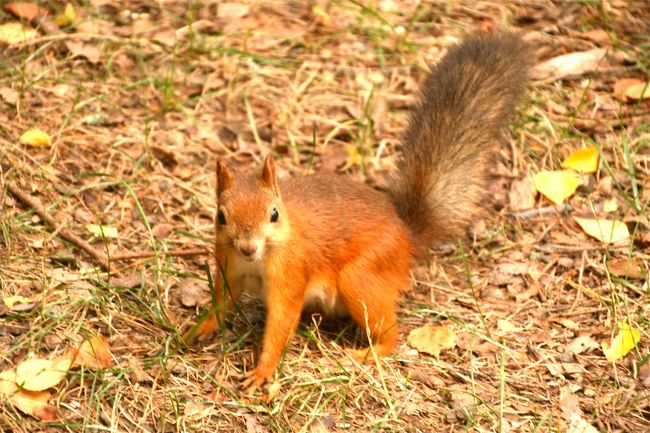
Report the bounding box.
[193,32,531,392]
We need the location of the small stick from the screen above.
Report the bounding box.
[110,248,210,261]
[509,204,571,220]
[8,182,112,272]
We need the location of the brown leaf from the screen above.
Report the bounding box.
[128,359,152,384]
[218,3,250,19]
[3,3,41,22]
[622,81,650,101]
[109,274,142,288]
[607,257,645,279]
[151,223,174,239]
[509,177,536,211]
[581,29,611,44]
[613,78,646,101]
[64,41,101,64]
[565,335,599,355]
[150,145,178,168]
[0,87,19,106]
[179,280,210,308]
[409,369,444,389]
[407,324,456,358]
[639,364,650,388]
[68,336,112,369]
[532,48,608,81]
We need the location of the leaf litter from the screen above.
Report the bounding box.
[1,1,649,432]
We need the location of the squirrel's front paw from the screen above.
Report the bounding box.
[183,314,218,343]
[241,366,273,396]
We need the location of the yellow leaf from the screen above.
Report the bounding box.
[54,3,75,28]
[19,128,51,147]
[15,358,71,391]
[562,146,599,173]
[0,370,58,421]
[3,295,32,309]
[601,323,640,362]
[497,319,517,333]
[342,145,363,170]
[574,217,630,244]
[85,224,118,238]
[68,336,113,369]
[407,324,456,358]
[532,170,582,204]
[624,81,650,101]
[602,198,618,213]
[0,22,38,44]
[312,5,332,27]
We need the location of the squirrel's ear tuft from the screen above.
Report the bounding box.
[260,154,279,195]
[216,159,233,194]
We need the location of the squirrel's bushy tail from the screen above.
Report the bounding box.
[390,32,531,255]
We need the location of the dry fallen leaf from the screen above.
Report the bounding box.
[3,3,41,21]
[496,319,517,333]
[581,29,611,44]
[342,145,363,170]
[560,390,598,433]
[562,146,599,173]
[509,176,536,211]
[85,224,118,238]
[613,78,645,101]
[3,295,33,309]
[217,2,250,19]
[312,5,333,27]
[607,257,645,279]
[0,87,19,105]
[15,358,71,391]
[0,370,57,421]
[602,198,618,213]
[533,170,582,205]
[622,81,650,101]
[574,217,630,244]
[68,336,113,369]
[566,335,599,355]
[532,48,607,81]
[0,22,39,44]
[55,2,75,28]
[407,324,456,358]
[601,323,640,362]
[19,128,51,147]
[179,280,210,308]
[65,41,101,64]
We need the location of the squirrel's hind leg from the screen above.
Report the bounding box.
[337,258,409,363]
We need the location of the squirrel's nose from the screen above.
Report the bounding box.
[239,243,257,257]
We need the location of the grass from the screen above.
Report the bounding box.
[1,0,650,432]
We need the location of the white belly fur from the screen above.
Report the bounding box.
[229,254,348,316]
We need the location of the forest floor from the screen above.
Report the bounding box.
[1,1,649,432]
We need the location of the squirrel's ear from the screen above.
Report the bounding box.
[260,154,279,195]
[216,159,233,194]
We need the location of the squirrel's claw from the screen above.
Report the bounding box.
[241,368,271,396]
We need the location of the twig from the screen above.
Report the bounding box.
[7,182,112,272]
[110,248,210,261]
[509,204,571,220]
[535,244,629,254]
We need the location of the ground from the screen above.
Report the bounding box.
[0,1,649,432]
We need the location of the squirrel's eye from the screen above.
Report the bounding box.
[270,207,279,223]
[217,210,226,225]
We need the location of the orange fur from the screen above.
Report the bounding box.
[193,33,531,389]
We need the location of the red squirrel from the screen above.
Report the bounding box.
[193,33,531,392]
